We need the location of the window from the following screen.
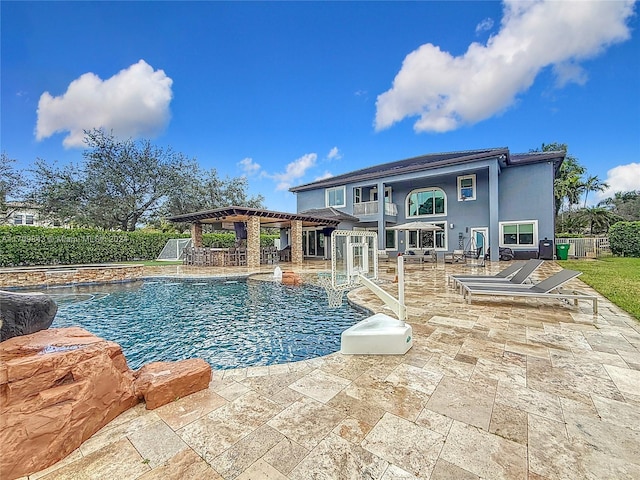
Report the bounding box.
[25,215,35,225]
[457,174,476,201]
[406,188,446,217]
[326,186,346,207]
[13,214,24,225]
[500,221,537,247]
[385,229,397,249]
[407,222,447,249]
[353,187,362,204]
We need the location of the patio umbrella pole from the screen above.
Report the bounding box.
[398,255,406,323]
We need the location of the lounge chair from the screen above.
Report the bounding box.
[450,259,543,293]
[444,250,466,264]
[461,269,598,313]
[448,261,524,287]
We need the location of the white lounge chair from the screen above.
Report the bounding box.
[461,269,598,314]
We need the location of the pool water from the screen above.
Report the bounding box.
[49,278,367,370]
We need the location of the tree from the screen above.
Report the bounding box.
[599,191,640,221]
[582,175,609,208]
[576,207,622,235]
[156,164,265,231]
[0,152,26,224]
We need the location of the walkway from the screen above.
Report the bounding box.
[25,261,640,479]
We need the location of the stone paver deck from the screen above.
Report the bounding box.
[22,260,640,479]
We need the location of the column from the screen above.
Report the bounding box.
[190,222,203,248]
[377,181,385,251]
[247,216,261,269]
[291,220,303,265]
[488,163,500,262]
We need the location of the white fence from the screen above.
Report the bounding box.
[554,237,610,258]
[353,201,398,217]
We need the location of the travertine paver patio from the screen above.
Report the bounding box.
[23,260,640,479]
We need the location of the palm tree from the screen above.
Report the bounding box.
[582,175,609,208]
[576,207,622,235]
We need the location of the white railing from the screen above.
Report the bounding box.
[554,237,610,258]
[353,201,398,217]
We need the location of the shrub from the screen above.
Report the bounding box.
[608,221,640,257]
[0,227,282,266]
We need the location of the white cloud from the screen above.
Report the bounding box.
[475,17,494,35]
[270,153,318,191]
[375,0,635,133]
[596,163,640,202]
[36,60,173,147]
[314,171,334,181]
[238,157,261,176]
[327,147,342,161]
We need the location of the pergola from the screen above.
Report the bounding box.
[166,206,342,268]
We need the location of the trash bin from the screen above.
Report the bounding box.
[538,239,554,260]
[556,243,570,260]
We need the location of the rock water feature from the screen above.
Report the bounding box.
[0,324,212,479]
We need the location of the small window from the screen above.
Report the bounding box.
[457,174,476,201]
[385,229,397,249]
[353,187,362,204]
[500,221,537,247]
[25,215,35,225]
[13,214,24,225]
[326,186,346,208]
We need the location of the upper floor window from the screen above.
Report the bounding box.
[500,220,537,247]
[406,187,446,217]
[13,214,24,225]
[326,186,346,208]
[457,174,476,201]
[354,187,362,204]
[25,214,35,225]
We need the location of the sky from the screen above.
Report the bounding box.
[2,1,639,213]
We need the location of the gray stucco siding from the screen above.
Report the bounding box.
[498,162,556,247]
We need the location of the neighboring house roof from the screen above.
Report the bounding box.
[289,148,565,193]
[299,207,359,223]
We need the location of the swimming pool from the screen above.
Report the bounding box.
[49,278,367,370]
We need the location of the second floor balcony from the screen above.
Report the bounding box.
[353,201,398,217]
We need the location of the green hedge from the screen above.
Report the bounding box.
[608,221,640,257]
[0,226,280,266]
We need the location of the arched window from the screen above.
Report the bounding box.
[406,187,447,217]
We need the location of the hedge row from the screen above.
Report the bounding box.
[0,226,279,267]
[608,222,640,257]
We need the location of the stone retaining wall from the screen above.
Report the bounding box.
[0,264,144,289]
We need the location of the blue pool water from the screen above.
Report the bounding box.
[49,278,367,370]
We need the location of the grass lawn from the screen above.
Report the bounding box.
[558,257,640,321]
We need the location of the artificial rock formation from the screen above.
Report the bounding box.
[134,359,212,410]
[0,290,58,342]
[0,327,214,479]
[281,271,303,286]
[0,327,138,479]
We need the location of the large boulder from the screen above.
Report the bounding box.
[0,327,139,479]
[0,290,58,342]
[134,359,212,410]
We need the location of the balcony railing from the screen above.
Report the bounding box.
[353,201,398,217]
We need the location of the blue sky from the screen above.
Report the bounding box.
[2,1,639,212]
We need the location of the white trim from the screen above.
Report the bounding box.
[325,185,346,208]
[499,220,538,248]
[457,174,476,201]
[353,187,362,204]
[405,187,447,218]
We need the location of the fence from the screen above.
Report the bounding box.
[554,237,610,258]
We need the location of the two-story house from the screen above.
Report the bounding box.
[289,148,564,262]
